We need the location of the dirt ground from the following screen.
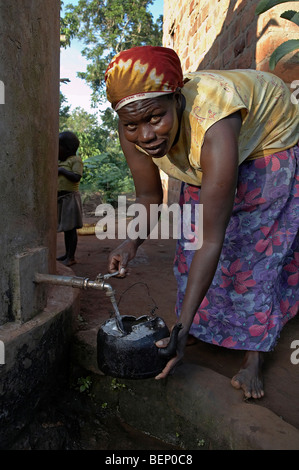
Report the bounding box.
[56,192,299,434]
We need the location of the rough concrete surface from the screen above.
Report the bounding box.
[0,0,60,325]
[0,263,80,449]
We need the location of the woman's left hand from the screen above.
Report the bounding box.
[155,326,189,380]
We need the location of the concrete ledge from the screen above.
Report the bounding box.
[80,362,299,450]
[166,364,299,450]
[0,282,80,449]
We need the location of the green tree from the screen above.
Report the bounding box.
[59,1,162,203]
[255,0,299,70]
[59,91,71,129]
[60,106,103,158]
[60,0,163,104]
[81,150,134,204]
[59,105,134,203]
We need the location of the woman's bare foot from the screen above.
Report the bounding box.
[231,351,264,399]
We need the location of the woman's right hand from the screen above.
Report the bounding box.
[108,239,139,277]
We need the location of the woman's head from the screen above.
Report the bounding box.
[105,46,184,111]
[105,46,184,157]
[117,91,183,158]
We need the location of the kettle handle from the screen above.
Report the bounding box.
[157,323,183,359]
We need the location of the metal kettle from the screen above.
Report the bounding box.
[96,279,182,379]
[97,315,182,379]
[34,270,181,380]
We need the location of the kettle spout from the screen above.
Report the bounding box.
[157,323,183,359]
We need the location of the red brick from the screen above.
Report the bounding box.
[256,34,279,65]
[163,0,297,81]
[246,26,256,49]
[189,0,195,16]
[234,37,246,57]
[221,30,231,51]
[236,48,254,69]
[229,19,240,41]
[212,56,222,70]
[223,47,233,67]
[201,4,209,22]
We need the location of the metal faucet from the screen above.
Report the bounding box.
[34,272,118,296]
[34,271,125,333]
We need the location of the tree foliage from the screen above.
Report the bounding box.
[59,0,163,203]
[59,92,71,128]
[255,0,299,15]
[59,103,134,203]
[60,0,163,103]
[60,106,104,157]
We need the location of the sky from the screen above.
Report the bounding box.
[60,0,164,117]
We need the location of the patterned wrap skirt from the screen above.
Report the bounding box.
[57,191,83,232]
[174,144,299,352]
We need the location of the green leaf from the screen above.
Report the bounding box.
[255,0,299,16]
[281,10,299,26]
[269,39,299,69]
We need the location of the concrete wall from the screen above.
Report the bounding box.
[0,0,81,449]
[161,0,299,204]
[0,0,60,325]
[0,279,79,449]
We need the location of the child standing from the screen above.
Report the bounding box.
[57,131,83,266]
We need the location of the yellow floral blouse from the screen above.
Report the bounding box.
[152,70,299,186]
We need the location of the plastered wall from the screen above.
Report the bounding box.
[0,0,60,324]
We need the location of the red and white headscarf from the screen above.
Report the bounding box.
[105,46,184,111]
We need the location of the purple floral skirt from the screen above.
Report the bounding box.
[174,144,299,352]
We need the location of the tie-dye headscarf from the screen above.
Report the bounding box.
[105,46,184,111]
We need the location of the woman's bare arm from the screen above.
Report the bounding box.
[108,121,164,273]
[156,111,242,378]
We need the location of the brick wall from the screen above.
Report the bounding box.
[161,0,299,203]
